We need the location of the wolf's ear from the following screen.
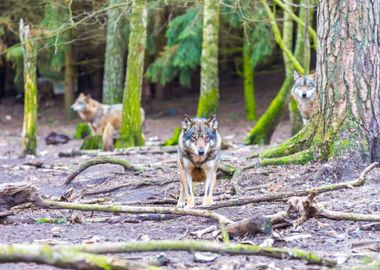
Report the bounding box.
[294,70,301,81]
[182,114,194,130]
[206,114,218,131]
[310,72,317,80]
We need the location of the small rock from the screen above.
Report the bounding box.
[193,252,218,263]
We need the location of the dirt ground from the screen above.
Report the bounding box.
[0,74,379,269]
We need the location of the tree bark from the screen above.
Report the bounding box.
[102,0,128,104]
[196,0,220,118]
[64,28,75,119]
[258,0,380,166]
[116,0,147,148]
[20,20,37,156]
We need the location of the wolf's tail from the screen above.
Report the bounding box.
[102,123,115,151]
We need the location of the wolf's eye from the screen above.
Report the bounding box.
[204,135,209,142]
[191,135,197,141]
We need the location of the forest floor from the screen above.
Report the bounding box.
[0,73,379,269]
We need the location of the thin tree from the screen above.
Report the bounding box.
[64,28,75,119]
[19,19,37,156]
[242,22,257,121]
[196,0,220,118]
[116,0,147,148]
[102,0,128,104]
[259,0,380,165]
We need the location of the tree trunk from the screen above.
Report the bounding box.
[245,2,294,144]
[196,0,220,118]
[64,29,75,119]
[316,0,380,161]
[116,0,147,148]
[102,0,128,104]
[20,20,37,157]
[243,22,257,121]
[259,0,380,167]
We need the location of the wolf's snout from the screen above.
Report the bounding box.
[302,93,307,98]
[198,149,205,156]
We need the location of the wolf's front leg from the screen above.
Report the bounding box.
[203,170,217,206]
[177,165,187,208]
[185,172,195,208]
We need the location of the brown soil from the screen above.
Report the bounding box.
[0,73,379,269]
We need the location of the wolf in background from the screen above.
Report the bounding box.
[71,93,145,150]
[177,114,221,208]
[291,71,318,124]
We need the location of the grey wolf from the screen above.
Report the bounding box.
[177,114,221,208]
[71,93,145,150]
[291,71,318,124]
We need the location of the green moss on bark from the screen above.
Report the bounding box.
[74,123,93,139]
[196,0,220,118]
[116,0,147,148]
[81,135,103,150]
[20,22,38,157]
[243,36,257,121]
[163,127,181,146]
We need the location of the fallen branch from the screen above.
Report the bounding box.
[0,182,37,212]
[0,243,150,270]
[65,156,144,185]
[288,192,380,225]
[59,146,177,158]
[68,240,336,267]
[204,162,378,209]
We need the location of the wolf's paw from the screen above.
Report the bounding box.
[202,196,214,207]
[176,200,186,208]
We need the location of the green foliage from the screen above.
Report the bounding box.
[74,123,93,139]
[41,1,67,72]
[34,217,66,224]
[222,0,274,68]
[81,135,103,150]
[5,45,24,91]
[146,8,202,88]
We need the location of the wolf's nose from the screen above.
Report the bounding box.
[198,149,205,156]
[302,93,307,98]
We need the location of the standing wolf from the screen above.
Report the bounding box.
[177,114,221,208]
[291,71,318,124]
[71,93,145,150]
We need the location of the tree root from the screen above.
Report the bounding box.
[204,162,378,209]
[260,146,316,166]
[67,240,336,267]
[65,156,144,184]
[0,243,151,270]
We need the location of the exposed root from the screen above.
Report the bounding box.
[204,162,378,209]
[67,240,336,267]
[260,146,316,166]
[65,156,144,185]
[258,124,316,159]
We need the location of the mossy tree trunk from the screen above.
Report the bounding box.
[243,22,257,121]
[259,0,380,165]
[64,29,75,119]
[20,20,37,157]
[196,0,220,118]
[115,0,147,148]
[245,2,294,145]
[102,0,128,104]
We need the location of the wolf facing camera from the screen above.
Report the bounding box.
[291,71,318,125]
[177,114,222,208]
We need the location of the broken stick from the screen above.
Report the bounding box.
[65,156,144,184]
